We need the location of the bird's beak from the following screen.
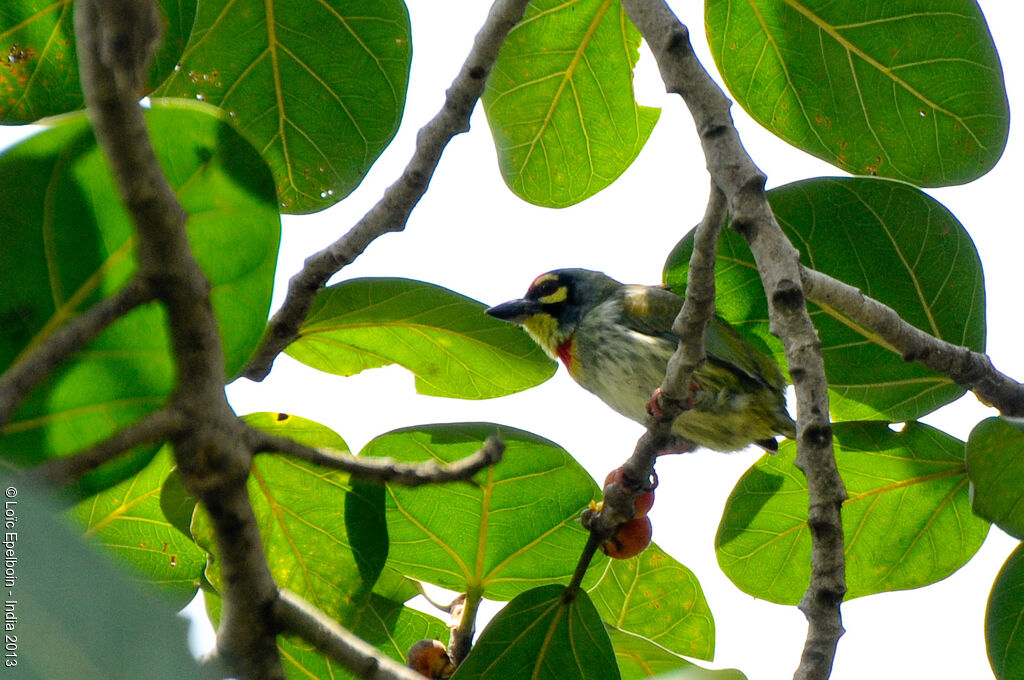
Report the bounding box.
[485,298,542,324]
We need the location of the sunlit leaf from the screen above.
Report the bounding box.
[194,413,387,632]
[362,423,602,601]
[0,0,195,122]
[588,544,714,661]
[986,544,1024,680]
[155,0,411,213]
[452,585,618,680]
[286,278,556,399]
[705,0,1008,185]
[967,417,1024,540]
[665,176,984,422]
[69,447,205,607]
[717,421,988,604]
[482,0,659,207]
[0,101,279,495]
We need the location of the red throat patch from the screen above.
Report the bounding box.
[556,336,574,371]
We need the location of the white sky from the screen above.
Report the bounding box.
[4,1,1023,678]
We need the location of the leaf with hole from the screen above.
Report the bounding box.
[482,0,659,207]
[286,278,556,399]
[0,101,279,496]
[69,446,205,608]
[705,0,1009,185]
[716,421,988,604]
[0,0,195,122]
[665,176,984,423]
[154,0,411,213]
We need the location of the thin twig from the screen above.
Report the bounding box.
[26,407,184,488]
[620,3,845,679]
[243,0,537,380]
[275,589,427,680]
[0,277,153,430]
[250,431,505,486]
[801,265,1024,416]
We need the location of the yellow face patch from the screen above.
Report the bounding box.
[522,312,564,360]
[538,285,568,304]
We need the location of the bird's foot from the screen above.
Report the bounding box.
[646,383,698,420]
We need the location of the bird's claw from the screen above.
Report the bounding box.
[646,383,698,420]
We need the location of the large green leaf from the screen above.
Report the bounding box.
[0,0,196,123]
[0,101,279,494]
[452,585,619,680]
[193,413,387,634]
[482,0,659,207]
[155,0,411,214]
[665,176,984,422]
[362,423,602,601]
[0,473,212,679]
[967,417,1024,540]
[705,0,1008,186]
[588,544,714,662]
[716,421,988,604]
[608,628,746,680]
[986,544,1024,680]
[286,278,556,399]
[69,447,205,608]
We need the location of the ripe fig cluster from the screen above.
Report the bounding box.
[599,467,656,559]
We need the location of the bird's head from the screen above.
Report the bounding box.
[486,269,621,360]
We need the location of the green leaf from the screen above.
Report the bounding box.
[967,417,1024,540]
[285,278,556,399]
[608,628,746,680]
[68,447,205,608]
[1,473,213,679]
[588,544,714,661]
[986,544,1024,680]
[0,0,196,122]
[705,0,1009,186]
[194,413,387,628]
[452,585,619,680]
[481,0,659,207]
[665,176,985,423]
[361,423,602,601]
[0,101,279,494]
[280,593,448,680]
[155,0,411,214]
[716,421,988,604]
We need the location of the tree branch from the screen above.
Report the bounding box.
[26,406,184,488]
[75,1,283,676]
[0,277,153,431]
[620,3,845,679]
[250,430,505,486]
[274,590,427,680]
[242,0,536,381]
[801,265,1024,416]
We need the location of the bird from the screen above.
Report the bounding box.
[486,268,796,453]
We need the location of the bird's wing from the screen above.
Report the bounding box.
[705,316,788,390]
[616,285,683,343]
[619,285,787,391]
